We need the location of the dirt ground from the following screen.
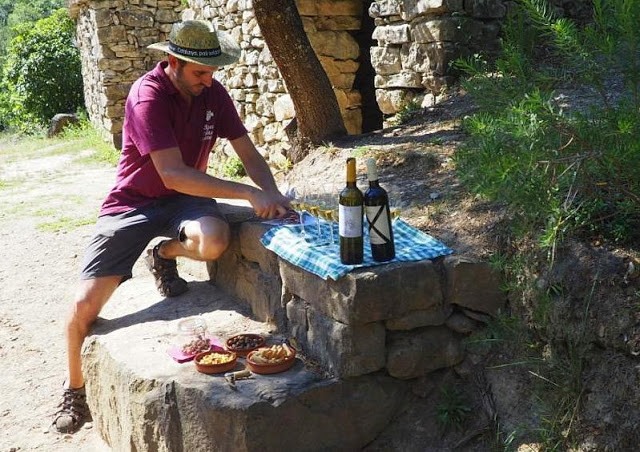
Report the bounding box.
[1,92,638,451]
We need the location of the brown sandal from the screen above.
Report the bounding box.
[145,240,188,297]
[51,386,92,434]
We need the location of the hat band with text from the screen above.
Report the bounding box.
[169,41,222,58]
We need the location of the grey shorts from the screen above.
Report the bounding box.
[80,195,226,281]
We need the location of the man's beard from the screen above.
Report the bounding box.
[176,66,205,97]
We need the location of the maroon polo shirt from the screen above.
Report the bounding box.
[100,61,247,216]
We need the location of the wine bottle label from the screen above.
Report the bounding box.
[365,206,391,245]
[339,205,362,238]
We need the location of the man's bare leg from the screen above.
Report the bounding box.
[53,276,121,433]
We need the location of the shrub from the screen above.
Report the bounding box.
[0,8,84,129]
[454,0,640,247]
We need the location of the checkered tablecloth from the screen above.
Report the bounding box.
[259,217,453,280]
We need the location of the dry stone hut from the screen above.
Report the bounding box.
[69,0,506,158]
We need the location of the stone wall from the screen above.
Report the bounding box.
[369,0,505,114]
[69,0,184,147]
[181,0,366,161]
[199,206,506,379]
[71,0,508,152]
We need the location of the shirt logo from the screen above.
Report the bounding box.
[206,110,214,122]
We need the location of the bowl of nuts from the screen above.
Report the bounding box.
[194,350,238,374]
[225,334,266,357]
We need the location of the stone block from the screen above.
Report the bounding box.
[444,255,505,316]
[156,9,180,23]
[400,43,430,73]
[445,311,478,334]
[385,302,452,330]
[372,24,411,44]
[403,0,464,20]
[105,83,132,99]
[412,18,463,43]
[118,10,154,27]
[97,25,127,42]
[317,0,363,16]
[234,259,282,322]
[308,30,360,59]
[238,221,279,274]
[280,259,443,325]
[83,299,409,451]
[371,46,402,75]
[375,71,423,88]
[98,58,132,71]
[425,42,460,75]
[386,326,464,379]
[315,16,361,31]
[369,0,403,18]
[274,94,295,121]
[288,301,386,377]
[422,75,456,93]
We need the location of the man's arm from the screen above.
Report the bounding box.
[149,141,289,218]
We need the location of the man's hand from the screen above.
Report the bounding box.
[248,189,291,219]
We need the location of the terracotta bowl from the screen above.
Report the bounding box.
[194,350,237,374]
[246,347,297,375]
[225,334,266,357]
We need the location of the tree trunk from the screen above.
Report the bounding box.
[253,0,347,162]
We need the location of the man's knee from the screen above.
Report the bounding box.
[67,296,101,331]
[198,232,230,260]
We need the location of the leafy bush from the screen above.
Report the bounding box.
[0,8,84,130]
[454,0,640,247]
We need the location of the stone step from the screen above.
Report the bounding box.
[85,272,408,451]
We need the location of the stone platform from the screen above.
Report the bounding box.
[83,204,504,451]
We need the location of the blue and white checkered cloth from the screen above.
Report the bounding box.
[260,217,453,280]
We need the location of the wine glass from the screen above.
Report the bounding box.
[321,208,336,245]
[289,198,307,240]
[307,198,322,240]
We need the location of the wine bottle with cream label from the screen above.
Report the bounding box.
[339,157,363,264]
[364,158,395,262]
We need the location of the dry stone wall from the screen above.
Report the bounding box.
[202,206,506,380]
[182,0,365,162]
[71,0,508,150]
[369,0,505,114]
[69,0,184,147]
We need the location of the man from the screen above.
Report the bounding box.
[51,20,290,433]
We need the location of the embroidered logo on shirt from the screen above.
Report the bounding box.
[203,110,215,142]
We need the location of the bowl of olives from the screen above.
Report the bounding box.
[225,334,266,357]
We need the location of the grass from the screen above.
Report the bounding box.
[37,214,97,232]
[0,121,120,167]
[436,385,472,432]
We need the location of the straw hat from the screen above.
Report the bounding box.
[148,20,240,67]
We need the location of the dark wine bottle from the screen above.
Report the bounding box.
[364,158,395,262]
[339,157,364,264]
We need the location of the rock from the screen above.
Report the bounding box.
[47,113,79,138]
[445,311,478,334]
[280,259,443,325]
[444,255,505,316]
[83,311,409,451]
[386,326,464,379]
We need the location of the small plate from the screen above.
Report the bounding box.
[194,350,237,374]
[246,348,296,375]
[225,334,266,357]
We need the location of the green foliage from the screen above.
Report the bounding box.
[436,386,471,432]
[0,0,65,66]
[219,156,246,179]
[0,8,84,130]
[454,0,640,247]
[395,100,422,124]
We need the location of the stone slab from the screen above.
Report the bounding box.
[84,278,408,451]
[280,259,444,325]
